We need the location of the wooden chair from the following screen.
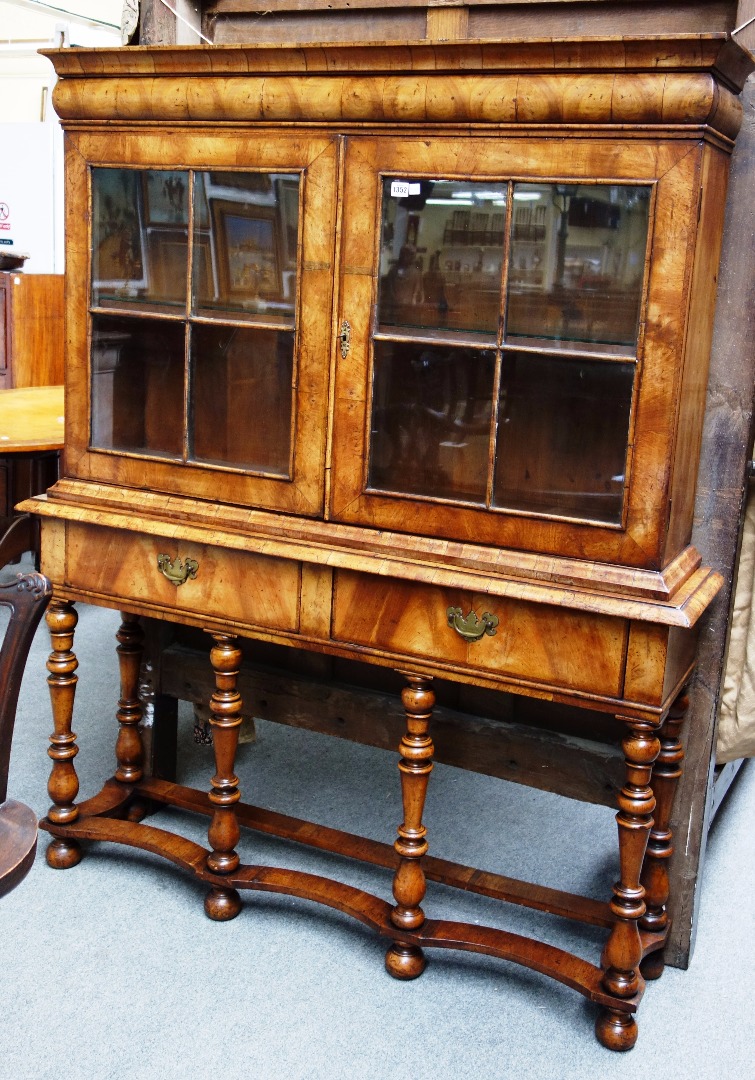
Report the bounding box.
[0,536,52,897]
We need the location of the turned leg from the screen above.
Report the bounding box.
[115,613,146,821]
[639,689,688,980]
[596,718,660,1052]
[45,599,82,869]
[138,617,179,783]
[386,672,434,980]
[204,632,243,922]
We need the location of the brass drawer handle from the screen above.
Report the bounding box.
[157,553,198,586]
[447,606,499,642]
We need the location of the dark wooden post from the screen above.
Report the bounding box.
[668,75,755,967]
[115,613,144,785]
[639,689,689,979]
[139,0,177,44]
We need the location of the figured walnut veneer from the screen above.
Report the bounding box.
[21,28,754,1052]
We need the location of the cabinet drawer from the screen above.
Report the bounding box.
[332,570,627,697]
[65,523,300,633]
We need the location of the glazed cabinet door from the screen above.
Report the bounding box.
[329,135,704,569]
[64,130,339,516]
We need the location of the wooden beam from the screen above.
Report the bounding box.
[734,0,755,58]
[140,0,177,44]
[667,76,755,968]
[158,644,626,807]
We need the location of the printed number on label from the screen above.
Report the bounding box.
[390,181,421,198]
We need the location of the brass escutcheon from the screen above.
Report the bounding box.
[447,606,499,642]
[340,319,351,358]
[157,553,199,586]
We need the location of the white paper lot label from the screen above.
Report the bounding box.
[390,181,422,198]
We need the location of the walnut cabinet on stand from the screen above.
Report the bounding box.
[23,33,754,1050]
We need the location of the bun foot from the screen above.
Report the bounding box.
[46,837,82,870]
[640,950,665,981]
[204,885,241,921]
[595,1009,638,1051]
[125,798,151,823]
[385,943,426,980]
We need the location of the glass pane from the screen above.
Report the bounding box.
[368,341,496,502]
[91,314,185,459]
[92,168,189,309]
[377,179,507,336]
[190,324,294,475]
[493,353,635,523]
[192,172,300,321]
[506,184,650,349]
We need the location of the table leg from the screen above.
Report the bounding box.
[115,613,147,820]
[386,672,434,980]
[45,599,82,869]
[204,632,243,921]
[595,718,660,1051]
[138,617,179,784]
[639,689,688,980]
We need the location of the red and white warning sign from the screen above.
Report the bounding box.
[0,203,10,232]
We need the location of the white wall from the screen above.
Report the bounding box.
[0,121,63,272]
[0,0,122,271]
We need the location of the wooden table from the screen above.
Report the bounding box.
[0,385,64,453]
[0,386,64,565]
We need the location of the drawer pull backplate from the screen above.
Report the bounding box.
[157,553,199,586]
[447,606,499,642]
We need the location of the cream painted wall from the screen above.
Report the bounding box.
[0,1,122,269]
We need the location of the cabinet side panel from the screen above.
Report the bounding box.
[62,137,91,481]
[663,144,732,565]
[623,623,669,708]
[39,517,66,583]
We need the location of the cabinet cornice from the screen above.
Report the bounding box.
[49,71,742,140]
[44,38,751,139]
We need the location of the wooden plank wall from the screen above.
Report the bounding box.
[144,0,745,45]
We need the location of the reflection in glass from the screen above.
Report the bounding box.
[91,314,185,458]
[377,179,507,335]
[192,172,300,321]
[190,324,294,475]
[91,168,189,309]
[506,183,650,348]
[494,353,635,523]
[368,342,495,502]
